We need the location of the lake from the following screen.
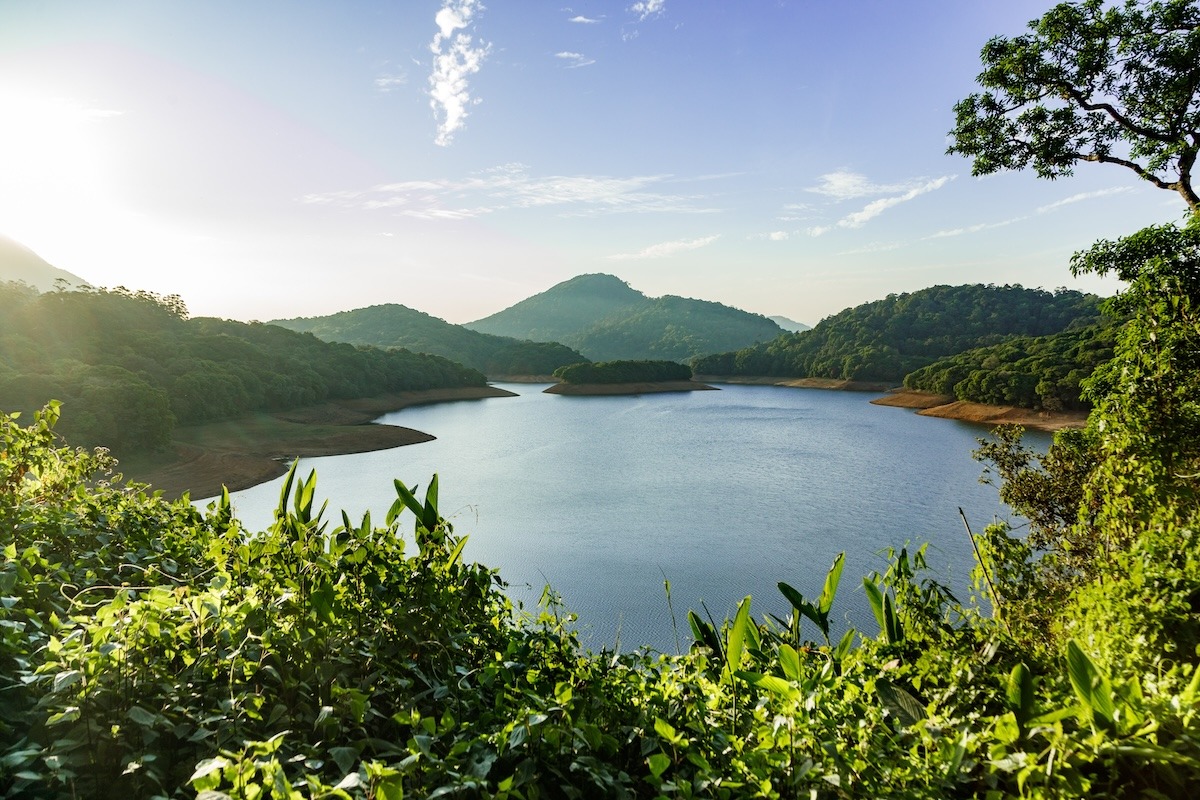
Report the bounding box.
[216,383,1042,652]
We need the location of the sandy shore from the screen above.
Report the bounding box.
[544,380,718,395]
[121,385,517,500]
[871,389,1087,431]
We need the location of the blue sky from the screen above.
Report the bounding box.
[0,1,1186,325]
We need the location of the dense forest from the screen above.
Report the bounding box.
[904,321,1120,410]
[694,283,1103,385]
[0,284,484,455]
[467,273,785,362]
[551,359,693,384]
[271,303,587,377]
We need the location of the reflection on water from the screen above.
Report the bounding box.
[215,383,1044,652]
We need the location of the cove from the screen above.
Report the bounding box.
[218,383,1044,652]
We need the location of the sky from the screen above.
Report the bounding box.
[0,1,1187,326]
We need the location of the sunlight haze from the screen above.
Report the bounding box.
[0,1,1176,324]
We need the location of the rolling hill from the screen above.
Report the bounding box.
[0,235,88,291]
[465,273,784,361]
[271,303,587,376]
[694,283,1106,385]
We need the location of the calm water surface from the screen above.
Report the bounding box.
[218,384,1043,651]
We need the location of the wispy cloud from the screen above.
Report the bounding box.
[555,51,596,68]
[839,177,953,228]
[806,170,932,201]
[429,0,490,147]
[374,72,408,92]
[302,163,720,219]
[1037,186,1132,213]
[609,234,720,260]
[569,14,603,23]
[629,1,667,22]
[807,175,954,235]
[925,215,1027,239]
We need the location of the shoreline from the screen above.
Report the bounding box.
[699,376,1087,431]
[120,385,517,500]
[694,375,896,392]
[543,380,718,396]
[873,389,1087,431]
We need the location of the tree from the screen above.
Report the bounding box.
[949,0,1200,214]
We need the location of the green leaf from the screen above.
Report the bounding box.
[1007,662,1034,723]
[817,553,845,618]
[653,717,678,742]
[723,596,752,682]
[647,752,670,778]
[446,535,469,568]
[863,578,886,635]
[876,678,927,727]
[778,644,802,682]
[1065,639,1116,729]
[127,706,158,727]
[189,757,230,786]
[746,672,800,701]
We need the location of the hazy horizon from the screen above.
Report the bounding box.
[0,2,1182,327]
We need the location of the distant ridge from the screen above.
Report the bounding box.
[270,303,587,377]
[768,315,811,333]
[0,236,88,291]
[465,273,785,362]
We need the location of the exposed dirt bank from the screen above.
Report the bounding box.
[121,386,518,500]
[872,389,1088,431]
[697,377,1087,431]
[544,380,718,396]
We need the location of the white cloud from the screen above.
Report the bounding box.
[629,1,666,22]
[767,231,789,241]
[302,163,720,219]
[1036,186,1132,213]
[838,176,953,228]
[374,72,408,92]
[805,174,954,233]
[555,51,596,68]
[805,170,930,200]
[429,0,491,147]
[569,14,603,23]
[925,215,1027,239]
[609,234,720,260]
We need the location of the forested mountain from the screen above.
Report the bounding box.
[466,273,785,361]
[768,314,811,332]
[0,283,484,455]
[271,303,586,376]
[0,235,87,291]
[694,283,1104,384]
[904,320,1120,410]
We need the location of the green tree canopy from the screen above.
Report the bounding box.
[949,0,1200,213]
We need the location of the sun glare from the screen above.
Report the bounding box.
[0,89,123,248]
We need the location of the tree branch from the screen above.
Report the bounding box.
[1061,85,1176,143]
[1084,151,1176,192]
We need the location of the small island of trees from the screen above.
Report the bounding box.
[551,359,694,384]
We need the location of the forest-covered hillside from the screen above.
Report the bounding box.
[904,320,1120,410]
[466,273,785,361]
[271,303,586,376]
[0,283,484,455]
[695,283,1103,384]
